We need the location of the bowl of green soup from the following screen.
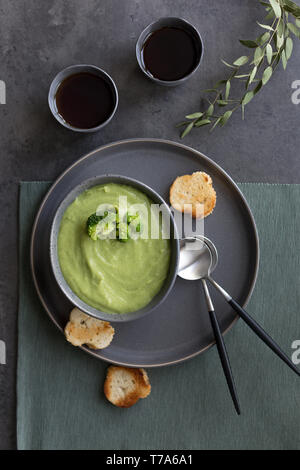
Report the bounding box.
[50,175,179,322]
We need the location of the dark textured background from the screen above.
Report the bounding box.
[0,0,299,449]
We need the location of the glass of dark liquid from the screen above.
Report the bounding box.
[48,65,118,132]
[136,17,203,87]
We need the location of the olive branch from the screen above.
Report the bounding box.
[179,0,300,138]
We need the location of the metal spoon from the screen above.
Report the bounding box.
[199,237,300,378]
[178,236,241,415]
[181,236,300,378]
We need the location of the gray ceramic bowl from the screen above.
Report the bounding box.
[136,17,203,86]
[50,175,179,322]
[48,64,118,132]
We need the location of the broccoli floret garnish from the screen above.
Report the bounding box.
[86,213,103,241]
[87,208,141,242]
[87,211,116,240]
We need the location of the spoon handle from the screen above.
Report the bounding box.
[201,280,241,415]
[209,278,300,377]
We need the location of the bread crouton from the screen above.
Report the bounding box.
[64,307,115,349]
[104,366,151,408]
[170,171,216,218]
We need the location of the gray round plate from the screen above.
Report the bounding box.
[31,138,259,367]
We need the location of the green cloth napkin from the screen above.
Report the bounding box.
[18,182,300,450]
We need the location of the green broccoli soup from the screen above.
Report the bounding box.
[58,183,171,313]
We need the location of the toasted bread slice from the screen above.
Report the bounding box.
[170,171,216,218]
[64,307,115,349]
[104,366,151,408]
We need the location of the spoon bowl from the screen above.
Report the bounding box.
[178,236,218,280]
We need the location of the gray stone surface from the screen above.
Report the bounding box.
[0,0,299,449]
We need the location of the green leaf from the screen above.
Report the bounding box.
[181,122,194,138]
[260,1,271,7]
[249,66,258,84]
[175,121,189,128]
[206,104,214,116]
[217,100,229,106]
[233,55,249,66]
[242,90,255,105]
[277,18,284,37]
[282,49,287,69]
[282,0,300,17]
[225,80,231,100]
[241,104,245,120]
[287,22,300,38]
[285,36,293,59]
[269,0,282,18]
[253,47,264,64]
[234,74,249,78]
[296,19,300,28]
[194,119,211,127]
[239,39,258,48]
[185,112,203,119]
[257,22,274,31]
[276,32,285,49]
[220,111,233,126]
[256,32,271,46]
[262,66,273,84]
[221,60,237,69]
[210,117,222,132]
[266,43,273,64]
